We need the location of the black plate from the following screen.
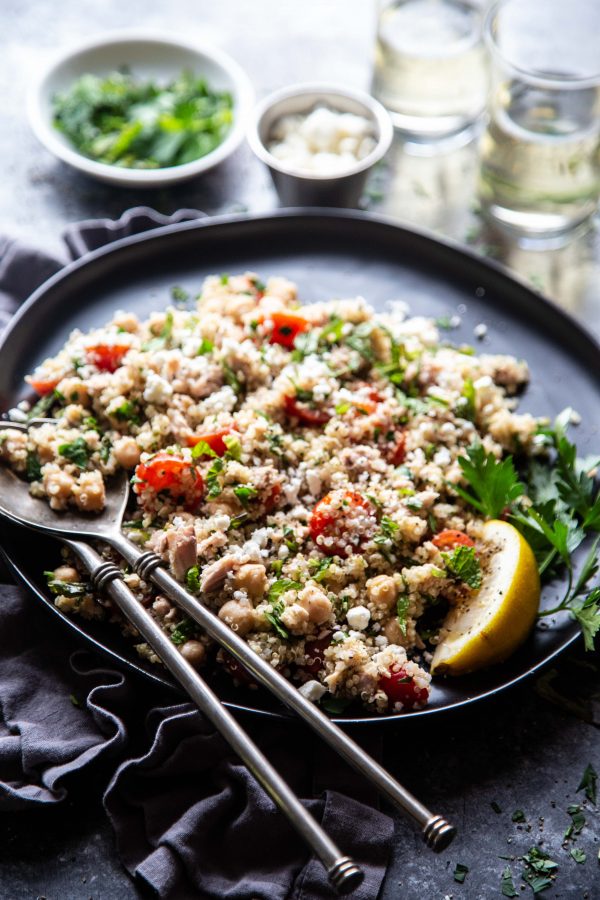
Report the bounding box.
[1,210,598,724]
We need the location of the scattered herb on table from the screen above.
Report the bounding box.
[520,847,558,894]
[453,862,469,883]
[570,848,586,864]
[52,69,233,169]
[563,804,585,841]
[511,809,526,823]
[501,866,518,897]
[576,762,597,804]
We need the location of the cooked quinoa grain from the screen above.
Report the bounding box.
[1,273,542,713]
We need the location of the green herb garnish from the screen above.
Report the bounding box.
[453,863,468,884]
[44,572,89,597]
[185,566,200,593]
[442,545,482,589]
[170,618,197,645]
[58,436,90,468]
[52,69,233,169]
[501,867,518,898]
[26,450,42,482]
[233,484,258,507]
[577,762,597,804]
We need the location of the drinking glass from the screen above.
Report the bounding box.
[479,0,600,235]
[371,0,489,139]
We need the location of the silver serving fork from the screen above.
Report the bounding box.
[0,420,455,859]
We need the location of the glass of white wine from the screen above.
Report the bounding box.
[479,0,600,236]
[371,0,489,140]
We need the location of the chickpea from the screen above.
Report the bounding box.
[180,640,206,668]
[297,585,332,625]
[53,565,80,583]
[218,599,256,636]
[366,575,398,611]
[152,597,171,618]
[73,472,105,512]
[232,563,267,601]
[383,617,408,646]
[113,437,141,469]
[44,470,74,510]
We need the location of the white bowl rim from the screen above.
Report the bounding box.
[27,29,254,185]
[247,82,394,182]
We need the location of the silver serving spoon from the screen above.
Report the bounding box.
[56,536,362,894]
[0,424,455,854]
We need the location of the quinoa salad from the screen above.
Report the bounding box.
[0,272,544,715]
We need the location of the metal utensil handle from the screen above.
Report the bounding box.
[111,534,455,852]
[67,539,363,895]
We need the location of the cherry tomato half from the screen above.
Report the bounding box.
[379,666,430,709]
[284,394,331,427]
[309,490,376,558]
[387,430,407,466]
[86,343,131,373]
[269,311,311,349]
[186,428,233,458]
[27,375,61,396]
[134,452,204,510]
[431,529,475,551]
[300,634,332,677]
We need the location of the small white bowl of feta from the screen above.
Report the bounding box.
[248,84,393,207]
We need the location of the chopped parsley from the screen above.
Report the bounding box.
[185,566,200,593]
[197,337,214,356]
[396,594,410,635]
[52,69,234,169]
[44,572,89,597]
[442,545,482,589]
[205,458,224,499]
[171,285,189,304]
[26,450,42,482]
[170,618,196,645]
[233,484,258,507]
[58,436,90,468]
[222,362,243,395]
[113,399,141,424]
[455,377,476,421]
[570,848,586,864]
[264,578,300,640]
[191,440,219,460]
[309,557,333,583]
[511,809,526,823]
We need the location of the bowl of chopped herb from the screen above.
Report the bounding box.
[28,31,254,187]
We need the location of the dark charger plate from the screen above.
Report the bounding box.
[1,210,598,723]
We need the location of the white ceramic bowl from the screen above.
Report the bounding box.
[28,32,254,187]
[248,83,393,207]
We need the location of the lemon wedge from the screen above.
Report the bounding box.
[430,520,540,676]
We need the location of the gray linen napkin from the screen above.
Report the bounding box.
[0,208,394,899]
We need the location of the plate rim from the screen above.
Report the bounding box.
[0,208,594,724]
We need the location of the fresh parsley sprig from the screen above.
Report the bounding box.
[453,411,600,650]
